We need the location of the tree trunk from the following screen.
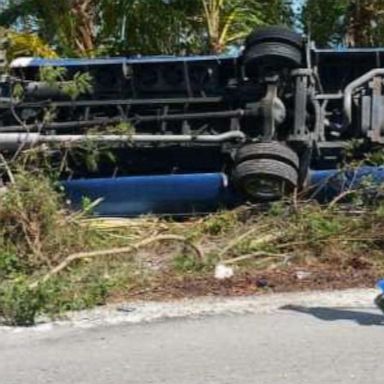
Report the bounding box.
[71,0,96,55]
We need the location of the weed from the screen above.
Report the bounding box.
[0,276,110,325]
[0,251,21,278]
[364,148,384,166]
[0,279,47,326]
[0,153,383,326]
[104,122,136,135]
[301,208,343,239]
[201,210,239,236]
[268,201,288,217]
[68,140,117,173]
[46,275,111,314]
[172,253,206,273]
[0,168,97,270]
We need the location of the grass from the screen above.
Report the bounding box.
[1,162,384,326]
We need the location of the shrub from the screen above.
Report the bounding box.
[0,168,96,271]
[0,279,47,326]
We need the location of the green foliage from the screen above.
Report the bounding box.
[0,279,47,326]
[101,0,293,55]
[81,196,94,212]
[11,82,24,100]
[200,0,264,53]
[0,173,383,325]
[104,122,136,136]
[62,72,93,100]
[3,0,384,54]
[39,66,93,100]
[201,210,238,236]
[344,0,384,47]
[0,251,21,279]
[299,206,344,239]
[43,274,111,314]
[0,273,111,326]
[0,0,294,56]
[302,0,384,47]
[39,66,67,85]
[0,0,96,56]
[343,139,364,160]
[172,253,206,273]
[364,148,384,166]
[69,140,117,173]
[268,201,289,217]
[301,0,348,47]
[98,0,203,55]
[0,28,57,60]
[259,0,294,26]
[0,168,96,271]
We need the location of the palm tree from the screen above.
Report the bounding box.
[201,0,263,53]
[200,0,294,54]
[97,0,202,55]
[0,0,294,57]
[100,0,294,55]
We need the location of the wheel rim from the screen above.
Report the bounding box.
[233,158,299,202]
[243,174,287,200]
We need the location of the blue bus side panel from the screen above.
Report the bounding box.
[63,167,384,217]
[63,173,238,217]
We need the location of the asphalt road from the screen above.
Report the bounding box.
[1,294,384,384]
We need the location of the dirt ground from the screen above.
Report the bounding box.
[111,261,381,302]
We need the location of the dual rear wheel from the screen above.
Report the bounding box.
[242,26,304,77]
[233,142,299,201]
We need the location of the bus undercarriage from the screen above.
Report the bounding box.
[1,26,384,204]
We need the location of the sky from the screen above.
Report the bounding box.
[293,0,305,13]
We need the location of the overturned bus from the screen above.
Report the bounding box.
[0,26,384,208]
